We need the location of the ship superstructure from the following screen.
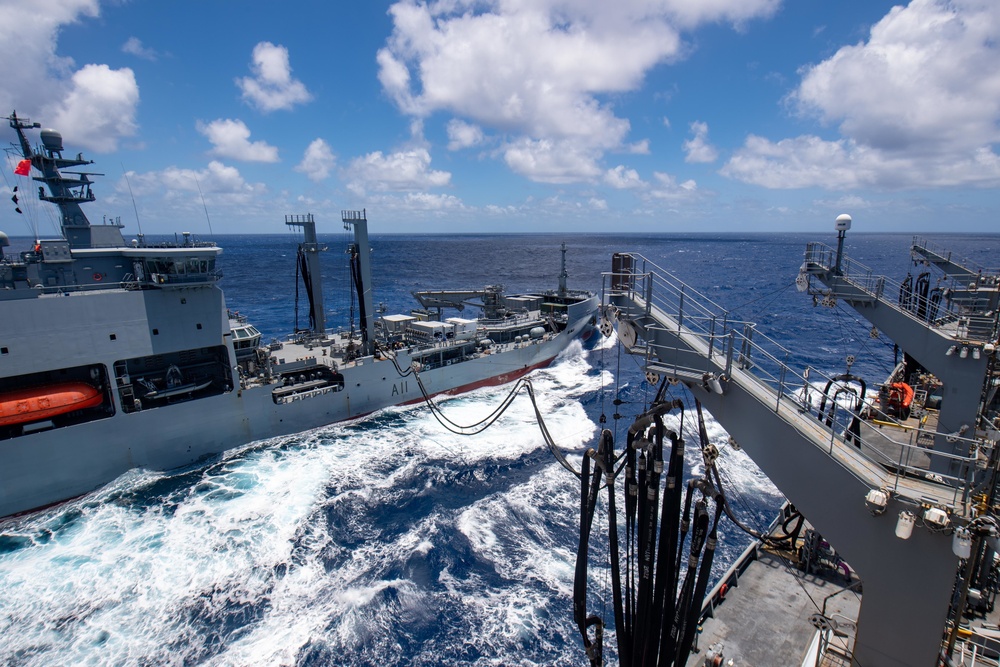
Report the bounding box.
[573,217,999,666]
[0,112,598,518]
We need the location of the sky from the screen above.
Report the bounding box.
[0,0,998,235]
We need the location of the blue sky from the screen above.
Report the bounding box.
[1,0,998,235]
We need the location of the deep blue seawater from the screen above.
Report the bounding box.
[0,230,996,666]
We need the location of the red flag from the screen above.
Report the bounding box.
[14,159,31,176]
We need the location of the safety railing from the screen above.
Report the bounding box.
[953,633,1000,667]
[913,236,1000,281]
[804,242,998,343]
[604,253,980,508]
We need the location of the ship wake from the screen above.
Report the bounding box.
[0,342,781,666]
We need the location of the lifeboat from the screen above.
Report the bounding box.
[0,382,103,427]
[882,381,916,420]
[886,382,915,409]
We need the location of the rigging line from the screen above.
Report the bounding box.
[193,175,214,238]
[692,397,790,549]
[708,454,828,621]
[726,280,795,317]
[830,301,855,369]
[599,323,608,423]
[293,247,301,332]
[830,307,885,374]
[711,455,770,537]
[525,381,583,479]
[416,374,524,433]
[738,291,798,333]
[16,185,57,241]
[120,163,143,236]
[392,350,544,435]
[347,236,358,340]
[418,432,467,458]
[1,154,39,239]
[386,350,509,430]
[832,304,895,376]
[614,321,624,424]
[642,364,651,409]
[705,492,830,645]
[395,354,583,477]
[596,487,612,653]
[709,456,787,547]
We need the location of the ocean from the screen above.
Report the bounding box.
[1,230,996,666]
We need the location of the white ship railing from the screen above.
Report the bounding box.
[604,254,982,510]
[913,235,1000,280]
[951,630,1000,667]
[804,242,998,343]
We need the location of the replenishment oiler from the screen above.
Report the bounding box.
[0,112,598,519]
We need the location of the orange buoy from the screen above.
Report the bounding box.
[0,382,103,426]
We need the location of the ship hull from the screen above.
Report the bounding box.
[0,289,598,518]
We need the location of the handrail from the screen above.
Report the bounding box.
[805,242,998,343]
[913,236,1000,280]
[604,253,982,507]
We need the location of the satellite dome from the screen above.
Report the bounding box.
[40,129,64,152]
[0,231,10,248]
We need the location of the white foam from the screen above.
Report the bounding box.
[0,341,783,666]
[0,348,605,666]
[593,328,619,351]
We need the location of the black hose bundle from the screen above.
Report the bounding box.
[574,431,613,666]
[349,245,368,347]
[572,396,798,666]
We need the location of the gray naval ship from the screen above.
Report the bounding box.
[572,217,1000,666]
[0,112,598,519]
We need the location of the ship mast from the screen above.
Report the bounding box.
[342,209,376,356]
[285,213,326,335]
[558,242,568,296]
[7,111,124,249]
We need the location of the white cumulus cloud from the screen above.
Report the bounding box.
[122,37,157,61]
[347,148,451,195]
[237,41,312,113]
[722,134,1000,189]
[650,172,698,200]
[725,0,1000,189]
[295,139,336,182]
[399,192,465,210]
[447,119,485,151]
[604,165,646,189]
[127,161,265,206]
[0,0,140,152]
[503,138,602,183]
[197,118,279,163]
[157,161,251,194]
[377,0,779,183]
[49,64,139,152]
[683,121,719,163]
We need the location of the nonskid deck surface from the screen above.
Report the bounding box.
[686,546,859,667]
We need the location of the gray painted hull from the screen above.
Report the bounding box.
[0,286,598,518]
[0,115,600,519]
